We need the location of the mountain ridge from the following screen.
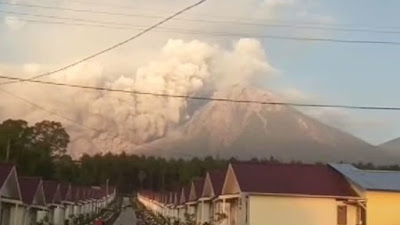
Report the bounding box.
[133,87,396,164]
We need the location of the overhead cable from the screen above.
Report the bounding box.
[1,75,400,111]
[0,0,208,85]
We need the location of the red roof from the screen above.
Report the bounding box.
[60,183,72,201]
[168,192,174,204]
[208,170,226,196]
[19,177,42,205]
[0,164,14,188]
[184,184,191,203]
[193,178,204,200]
[179,186,188,204]
[231,162,358,197]
[43,181,60,204]
[80,187,87,200]
[71,186,80,201]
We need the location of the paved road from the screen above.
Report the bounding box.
[113,198,137,225]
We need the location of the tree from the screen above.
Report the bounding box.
[29,120,70,157]
[0,119,30,162]
[138,170,146,190]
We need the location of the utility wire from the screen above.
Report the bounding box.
[0,88,99,131]
[5,17,400,46]
[1,75,400,111]
[0,9,144,27]
[2,6,400,34]
[3,1,400,30]
[0,0,207,85]
[0,89,108,153]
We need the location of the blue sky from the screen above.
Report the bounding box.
[259,0,400,144]
[1,0,400,146]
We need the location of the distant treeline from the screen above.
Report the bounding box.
[1,118,400,194]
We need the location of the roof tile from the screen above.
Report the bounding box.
[231,162,358,197]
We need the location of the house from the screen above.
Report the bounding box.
[18,177,47,225]
[187,178,205,224]
[87,188,96,216]
[79,187,89,218]
[166,192,176,222]
[137,190,156,213]
[178,185,191,223]
[0,164,23,225]
[91,187,104,215]
[172,191,179,222]
[71,186,82,218]
[200,170,226,224]
[60,183,74,225]
[43,181,64,225]
[100,184,116,208]
[331,163,400,225]
[220,162,362,225]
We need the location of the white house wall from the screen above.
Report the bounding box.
[9,204,23,225]
[248,195,357,225]
[53,206,65,225]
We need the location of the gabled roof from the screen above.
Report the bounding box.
[208,170,225,196]
[19,177,46,206]
[179,185,191,204]
[227,162,358,197]
[330,163,400,192]
[167,192,173,204]
[71,185,80,202]
[60,183,72,201]
[173,191,179,205]
[0,164,14,188]
[80,187,87,200]
[43,181,61,204]
[189,178,204,201]
[0,164,21,200]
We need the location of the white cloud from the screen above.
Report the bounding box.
[4,16,25,31]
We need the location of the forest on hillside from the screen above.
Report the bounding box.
[1,118,400,194]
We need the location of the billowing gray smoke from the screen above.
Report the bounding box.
[0,39,274,157]
[1,0,319,157]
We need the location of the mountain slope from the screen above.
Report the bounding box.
[134,87,394,164]
[380,138,400,157]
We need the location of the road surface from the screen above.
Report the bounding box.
[113,198,137,225]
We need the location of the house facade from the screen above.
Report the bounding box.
[43,181,64,225]
[200,170,226,225]
[220,163,362,225]
[0,163,114,225]
[18,177,47,225]
[331,163,400,225]
[187,178,205,224]
[0,164,23,225]
[60,183,74,225]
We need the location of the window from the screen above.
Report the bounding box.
[337,205,347,225]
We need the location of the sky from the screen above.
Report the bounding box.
[1,0,400,156]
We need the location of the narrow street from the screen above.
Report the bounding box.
[113,197,137,225]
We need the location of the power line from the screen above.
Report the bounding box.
[5,17,400,46]
[5,1,400,30]
[0,0,207,85]
[1,75,400,111]
[0,9,145,27]
[0,88,99,131]
[3,4,400,34]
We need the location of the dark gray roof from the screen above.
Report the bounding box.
[330,163,400,192]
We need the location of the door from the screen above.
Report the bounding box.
[229,201,237,225]
[1,204,10,225]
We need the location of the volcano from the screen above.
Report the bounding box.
[134,87,394,164]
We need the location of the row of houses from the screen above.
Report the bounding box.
[0,164,116,225]
[138,162,400,225]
